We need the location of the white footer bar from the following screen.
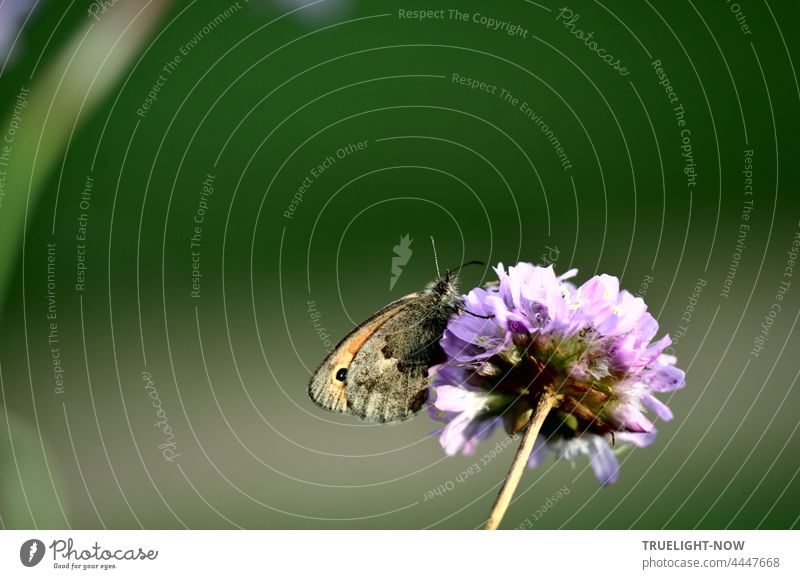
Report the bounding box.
[1,530,798,577]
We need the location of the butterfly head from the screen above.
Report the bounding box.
[427,270,462,309]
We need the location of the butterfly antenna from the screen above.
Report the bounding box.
[430,236,441,278]
[453,260,485,273]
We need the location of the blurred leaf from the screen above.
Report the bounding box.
[0,0,172,310]
[0,402,67,527]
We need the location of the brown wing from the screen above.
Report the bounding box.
[307,294,419,418]
[308,272,461,423]
[345,293,450,422]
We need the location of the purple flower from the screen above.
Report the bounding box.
[0,0,41,61]
[430,263,685,485]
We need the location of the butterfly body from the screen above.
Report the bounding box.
[308,272,462,423]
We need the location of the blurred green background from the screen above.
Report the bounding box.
[0,0,798,529]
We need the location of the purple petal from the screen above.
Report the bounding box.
[440,413,474,455]
[637,334,672,367]
[558,268,579,281]
[484,295,537,334]
[519,298,550,329]
[446,315,503,348]
[597,292,647,336]
[440,413,498,456]
[492,262,514,309]
[617,430,657,447]
[526,267,563,301]
[511,264,562,314]
[612,405,654,433]
[642,392,673,421]
[433,386,476,413]
[580,274,619,304]
[441,329,492,362]
[587,436,619,485]
[635,314,660,344]
[644,364,686,392]
[608,334,640,372]
[658,353,677,366]
[429,364,465,386]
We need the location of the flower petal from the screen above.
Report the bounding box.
[441,329,492,362]
[644,364,686,392]
[611,405,654,433]
[642,392,673,421]
[558,268,579,281]
[429,364,465,386]
[616,430,657,447]
[446,321,503,351]
[433,386,479,413]
[440,412,474,455]
[587,436,619,485]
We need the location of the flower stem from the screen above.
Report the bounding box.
[483,390,558,530]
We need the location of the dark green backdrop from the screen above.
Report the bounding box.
[0,0,798,529]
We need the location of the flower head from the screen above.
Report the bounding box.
[430,263,685,485]
[0,0,40,61]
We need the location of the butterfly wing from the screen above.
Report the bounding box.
[308,291,450,423]
[346,293,451,422]
[308,293,421,418]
